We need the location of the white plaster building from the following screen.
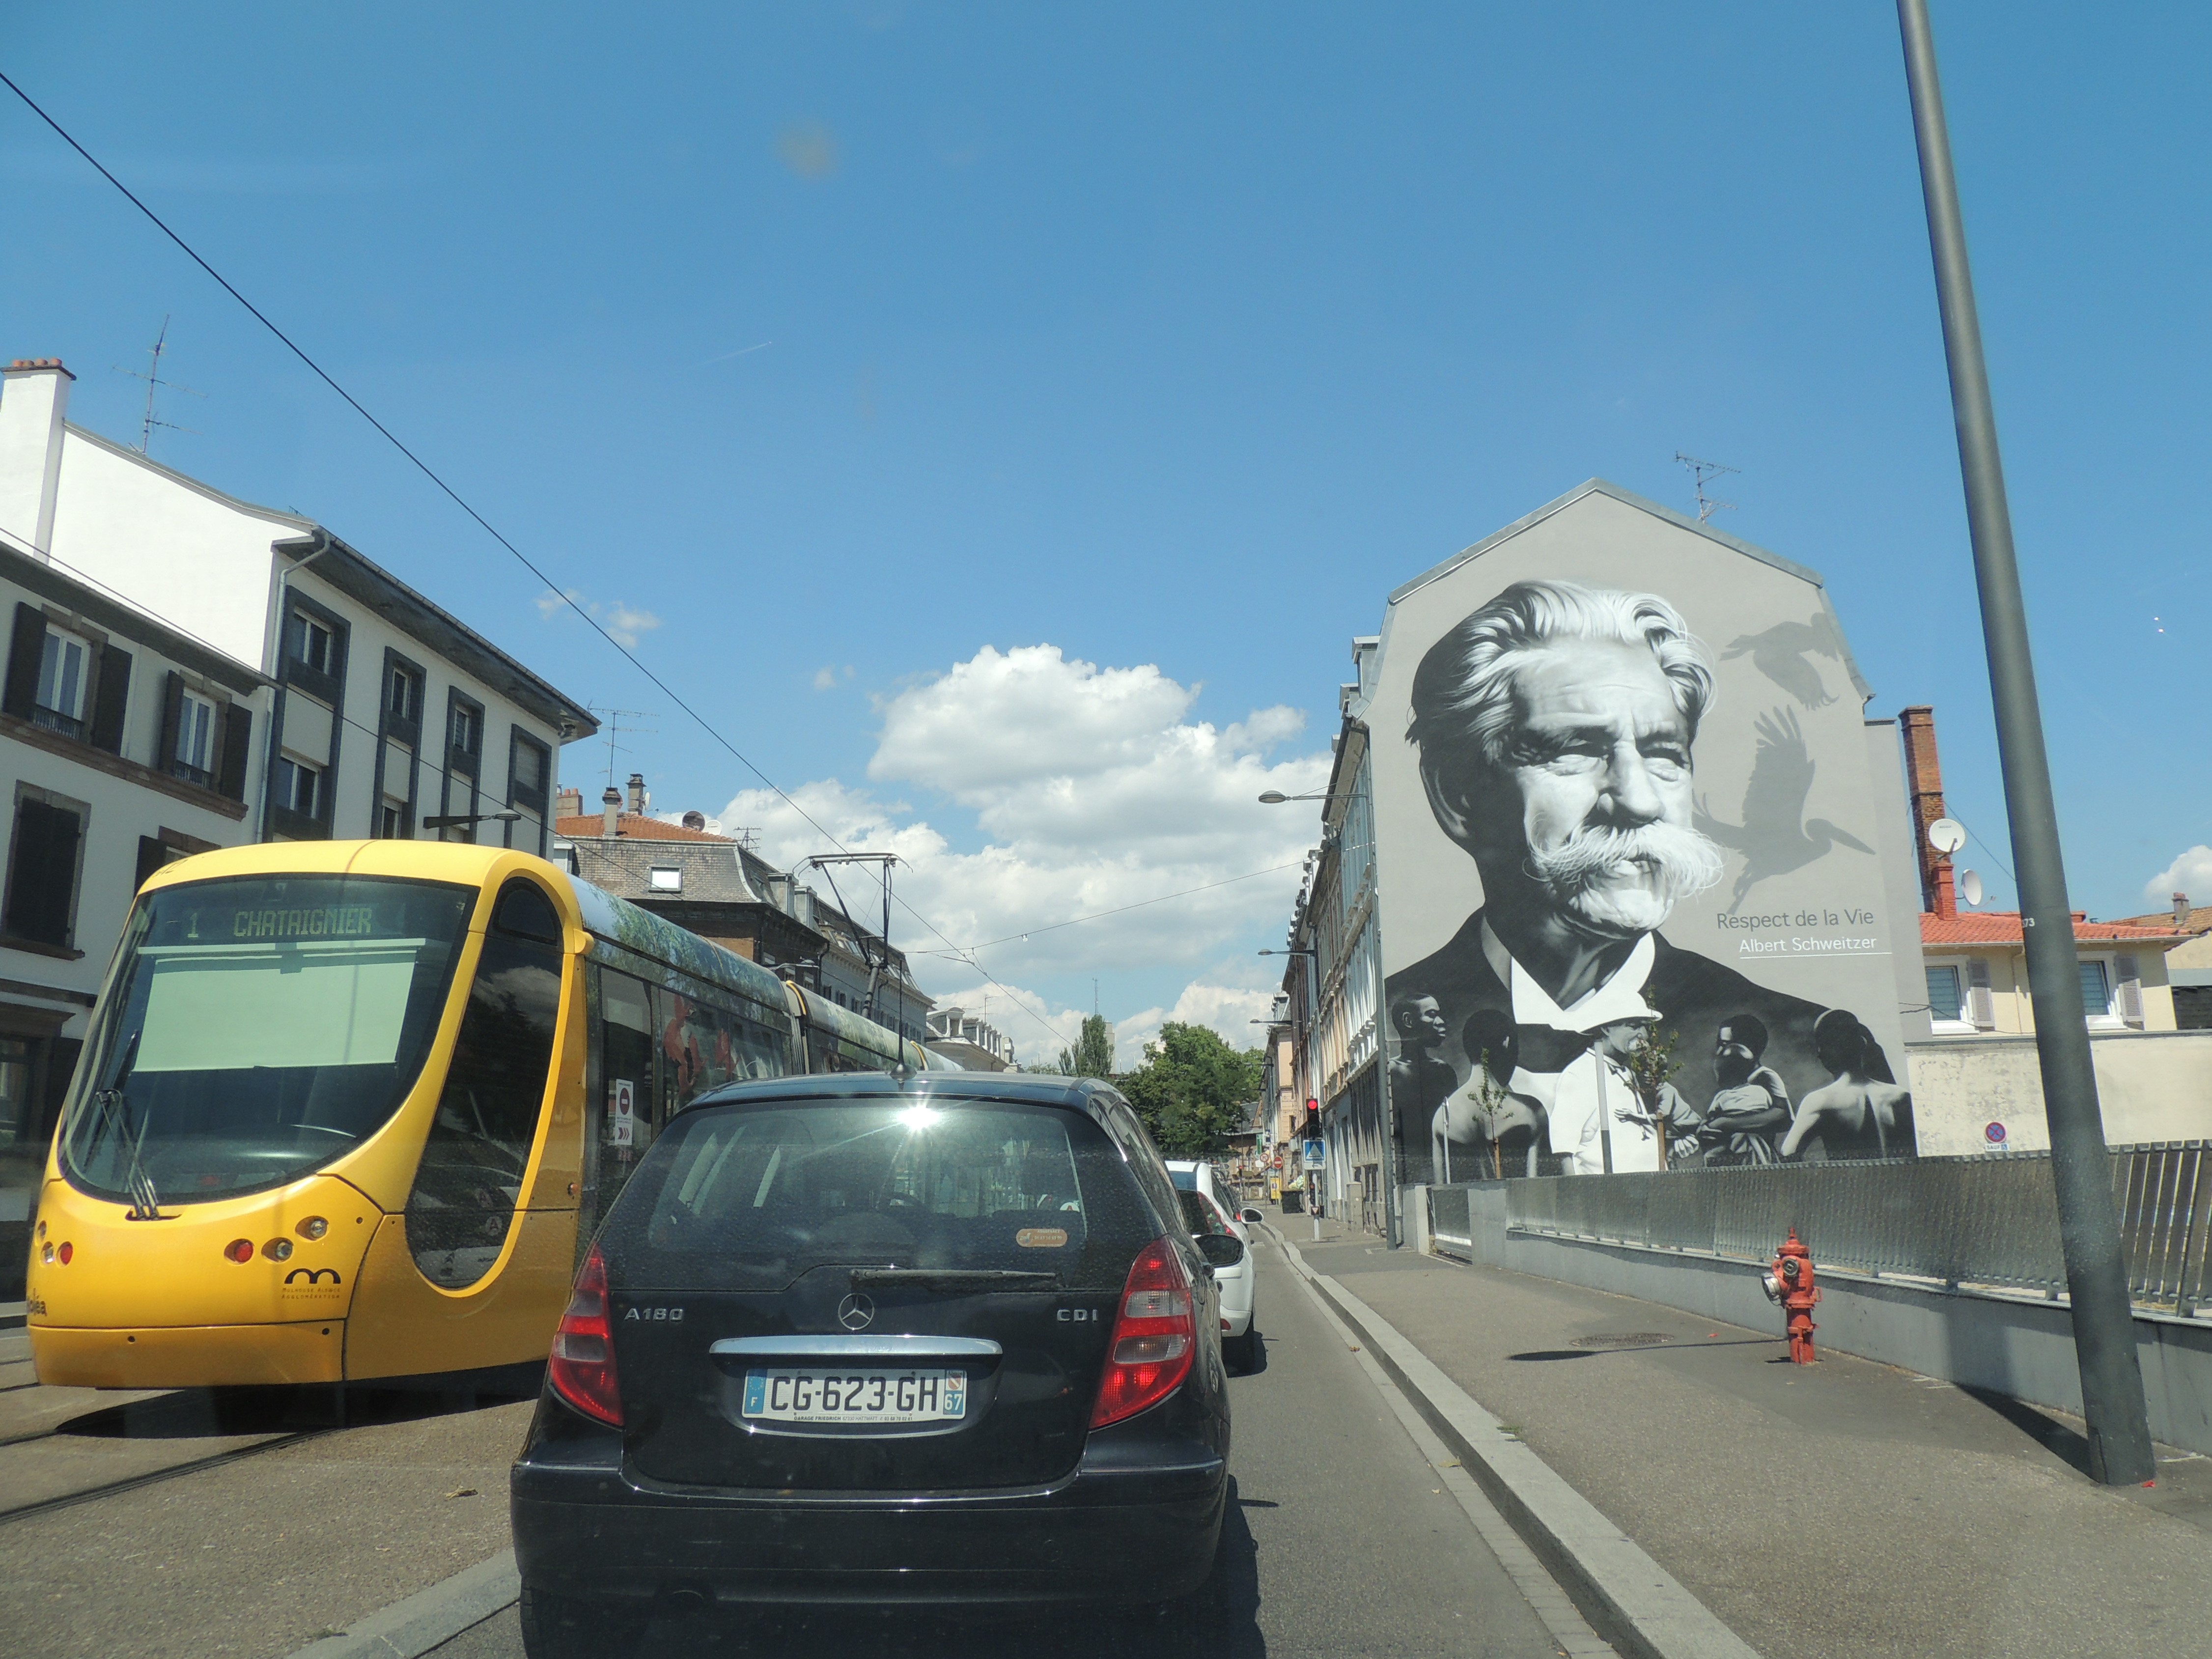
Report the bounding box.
[0,355,595,1225]
[0,357,595,856]
[2,525,272,1173]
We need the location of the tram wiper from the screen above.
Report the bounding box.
[92,1032,162,1221]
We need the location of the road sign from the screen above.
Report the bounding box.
[1302,1138,1326,1171]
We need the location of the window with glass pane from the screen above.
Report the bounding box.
[2078,959,2112,1018]
[34,627,88,735]
[405,879,565,1288]
[451,703,480,754]
[174,690,216,782]
[291,613,333,675]
[388,665,419,723]
[1926,965,1964,1023]
[277,757,321,817]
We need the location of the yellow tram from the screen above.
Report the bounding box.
[24,840,951,1389]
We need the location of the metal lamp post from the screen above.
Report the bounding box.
[1895,0,2156,1485]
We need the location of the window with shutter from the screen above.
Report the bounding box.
[86,645,131,754]
[3,786,89,949]
[1966,957,1996,1029]
[2079,959,2113,1021]
[2116,955,2144,1026]
[3,603,47,719]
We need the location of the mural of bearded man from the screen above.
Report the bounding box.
[1387,578,1871,1155]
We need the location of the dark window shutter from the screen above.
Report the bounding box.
[158,672,185,777]
[4,797,81,946]
[215,701,252,800]
[4,602,46,720]
[135,835,169,893]
[87,645,132,753]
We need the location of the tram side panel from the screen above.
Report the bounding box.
[342,873,587,1381]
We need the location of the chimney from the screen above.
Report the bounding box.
[555,786,582,819]
[1897,706,1955,917]
[681,810,706,831]
[601,785,621,839]
[626,771,646,815]
[0,359,75,556]
[2177,892,2191,927]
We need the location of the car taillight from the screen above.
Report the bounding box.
[1090,1236,1196,1429]
[547,1245,622,1427]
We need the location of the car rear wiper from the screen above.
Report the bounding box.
[847,1268,1061,1293]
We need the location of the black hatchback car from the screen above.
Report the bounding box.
[509,1072,1241,1653]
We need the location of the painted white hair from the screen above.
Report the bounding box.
[1407,579,1715,780]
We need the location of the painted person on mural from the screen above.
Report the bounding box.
[1545,1014,1702,1174]
[1390,579,1888,1160]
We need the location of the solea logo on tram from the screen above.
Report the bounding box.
[24,839,952,1391]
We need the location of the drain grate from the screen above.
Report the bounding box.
[1564,1332,1672,1349]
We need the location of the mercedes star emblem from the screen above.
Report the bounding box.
[837,1293,875,1331]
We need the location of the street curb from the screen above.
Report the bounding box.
[1275,1233,1761,1659]
[283,1549,519,1659]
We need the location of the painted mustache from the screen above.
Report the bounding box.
[1525,820,1724,906]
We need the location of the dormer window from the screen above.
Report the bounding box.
[648,866,681,893]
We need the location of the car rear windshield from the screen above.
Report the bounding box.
[1168,1167,1199,1190]
[601,1095,1163,1291]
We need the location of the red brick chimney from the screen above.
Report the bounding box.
[1898,706,1955,917]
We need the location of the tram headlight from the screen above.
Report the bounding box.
[263,1238,294,1262]
[224,1238,255,1263]
[40,1242,54,1264]
[296,1216,329,1241]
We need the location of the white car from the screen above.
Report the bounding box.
[1169,1161,1259,1366]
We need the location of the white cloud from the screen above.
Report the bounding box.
[721,643,1329,1060]
[812,666,839,691]
[536,588,662,650]
[2145,845,2212,909]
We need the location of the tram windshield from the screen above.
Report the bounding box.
[61,873,477,1204]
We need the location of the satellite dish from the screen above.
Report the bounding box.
[1959,869,1985,906]
[1927,817,1967,855]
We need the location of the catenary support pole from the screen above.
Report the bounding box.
[1895,0,2155,1485]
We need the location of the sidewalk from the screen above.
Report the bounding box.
[1276,1222,2212,1659]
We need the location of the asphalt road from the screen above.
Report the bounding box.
[425,1227,1589,1659]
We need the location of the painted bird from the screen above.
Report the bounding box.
[1694,707,1875,911]
[1721,613,1844,709]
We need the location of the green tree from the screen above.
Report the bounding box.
[1054,1012,1115,1078]
[1120,1022,1264,1157]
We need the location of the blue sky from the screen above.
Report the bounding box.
[5,4,2206,1060]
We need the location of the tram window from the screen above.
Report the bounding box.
[57,874,476,1203]
[404,878,564,1290]
[597,968,657,1211]
[492,879,561,944]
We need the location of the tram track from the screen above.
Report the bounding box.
[0,1425,336,1525]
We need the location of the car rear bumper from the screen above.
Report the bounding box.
[512,1421,1228,1609]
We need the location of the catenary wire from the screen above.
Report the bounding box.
[0,68,1088,1043]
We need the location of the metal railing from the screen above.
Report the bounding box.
[1434,1143,2212,1316]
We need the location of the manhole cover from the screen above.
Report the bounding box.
[1564,1333,1672,1349]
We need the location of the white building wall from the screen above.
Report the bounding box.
[47,425,306,672]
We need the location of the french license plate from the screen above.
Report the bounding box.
[741,1369,968,1425]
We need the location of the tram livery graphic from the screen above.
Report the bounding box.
[1371,484,1921,1185]
[24,840,952,1389]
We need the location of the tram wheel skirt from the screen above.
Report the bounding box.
[31,1321,346,1388]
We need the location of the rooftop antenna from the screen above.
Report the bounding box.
[1674,452,1739,524]
[114,316,204,455]
[588,706,657,788]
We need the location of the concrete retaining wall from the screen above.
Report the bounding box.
[1418,1181,2212,1458]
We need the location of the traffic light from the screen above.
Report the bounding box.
[1301,1098,1320,1139]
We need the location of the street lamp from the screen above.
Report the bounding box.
[1258,789,1355,804]
[1257,948,1314,956]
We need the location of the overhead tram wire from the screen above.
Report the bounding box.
[0,69,1088,1038]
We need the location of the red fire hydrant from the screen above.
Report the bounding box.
[1762,1228,1820,1364]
